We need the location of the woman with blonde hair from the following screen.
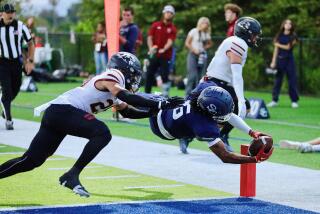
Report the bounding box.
[184,17,213,96]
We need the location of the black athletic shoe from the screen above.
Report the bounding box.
[59,173,90,197]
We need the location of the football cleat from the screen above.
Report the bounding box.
[221,134,234,152]
[59,173,90,197]
[5,120,14,130]
[179,138,190,154]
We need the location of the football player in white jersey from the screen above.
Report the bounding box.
[204,17,262,151]
[0,52,184,197]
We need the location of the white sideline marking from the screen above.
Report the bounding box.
[0,196,233,211]
[124,184,184,189]
[253,119,320,130]
[48,166,103,171]
[85,175,141,180]
[47,158,67,161]
[0,152,23,155]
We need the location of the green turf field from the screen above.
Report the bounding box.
[0,144,231,208]
[8,79,320,170]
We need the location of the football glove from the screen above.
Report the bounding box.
[249,130,270,139]
[254,146,274,163]
[159,96,184,110]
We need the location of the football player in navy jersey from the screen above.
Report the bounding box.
[149,84,273,164]
[0,52,184,197]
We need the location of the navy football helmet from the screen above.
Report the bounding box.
[234,17,262,48]
[107,52,142,92]
[197,86,234,122]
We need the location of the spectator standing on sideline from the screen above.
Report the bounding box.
[119,6,139,55]
[0,4,34,130]
[224,3,242,37]
[145,5,177,97]
[92,22,108,75]
[267,19,299,108]
[185,17,212,96]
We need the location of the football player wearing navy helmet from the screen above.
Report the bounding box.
[107,52,142,92]
[0,51,184,198]
[196,86,234,123]
[148,83,272,163]
[234,17,262,48]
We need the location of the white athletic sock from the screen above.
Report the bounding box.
[312,145,320,152]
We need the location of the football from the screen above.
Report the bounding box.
[248,136,273,157]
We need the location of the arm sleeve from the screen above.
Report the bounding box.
[228,113,251,134]
[22,24,32,42]
[116,90,160,109]
[231,63,246,117]
[118,105,157,119]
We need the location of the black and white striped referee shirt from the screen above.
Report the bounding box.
[0,19,32,60]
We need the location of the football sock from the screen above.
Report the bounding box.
[312,145,320,152]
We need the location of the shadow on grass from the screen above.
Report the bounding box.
[91,188,173,201]
[0,203,42,207]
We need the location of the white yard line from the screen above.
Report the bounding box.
[47,158,67,161]
[251,119,320,130]
[48,166,103,171]
[0,152,23,155]
[124,184,184,189]
[84,175,141,180]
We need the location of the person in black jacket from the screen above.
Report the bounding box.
[0,4,35,130]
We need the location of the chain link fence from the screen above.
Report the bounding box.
[40,32,320,95]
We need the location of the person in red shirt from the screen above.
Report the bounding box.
[145,5,177,97]
[224,3,242,37]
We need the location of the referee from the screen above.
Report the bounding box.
[0,3,34,130]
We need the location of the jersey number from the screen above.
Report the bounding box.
[90,99,113,114]
[172,102,191,120]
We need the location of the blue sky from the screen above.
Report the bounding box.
[20,0,81,17]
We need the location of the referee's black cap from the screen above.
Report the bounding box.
[1,3,16,13]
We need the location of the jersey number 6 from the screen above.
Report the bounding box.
[172,102,191,120]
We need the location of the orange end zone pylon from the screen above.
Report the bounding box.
[240,144,256,197]
[104,0,120,59]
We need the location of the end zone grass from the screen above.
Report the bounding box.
[0,145,231,208]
